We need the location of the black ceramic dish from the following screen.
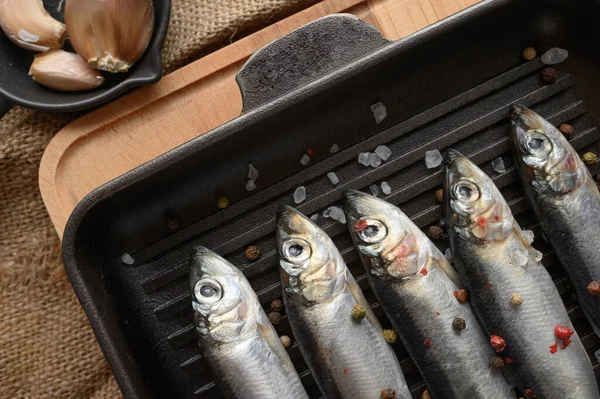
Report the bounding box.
[62,0,600,397]
[0,0,170,118]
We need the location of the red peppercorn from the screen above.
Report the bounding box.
[423,338,431,347]
[554,325,574,340]
[490,335,506,352]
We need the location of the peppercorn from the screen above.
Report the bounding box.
[306,147,316,156]
[452,317,466,331]
[554,325,574,340]
[245,245,261,261]
[217,196,229,209]
[490,356,505,368]
[427,225,444,240]
[541,67,558,83]
[510,293,523,306]
[490,335,506,352]
[588,281,600,296]
[522,47,536,61]
[381,388,397,399]
[558,123,573,137]
[434,189,443,203]
[454,289,468,303]
[268,311,282,325]
[525,388,536,398]
[582,152,597,165]
[166,218,179,230]
[280,335,291,349]
[423,338,432,347]
[351,304,366,320]
[421,390,431,399]
[271,299,284,312]
[383,329,397,344]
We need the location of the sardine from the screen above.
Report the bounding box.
[190,246,309,399]
[510,104,600,335]
[444,150,599,398]
[276,205,411,399]
[342,190,514,399]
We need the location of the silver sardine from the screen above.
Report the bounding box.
[445,150,599,398]
[510,104,600,335]
[342,190,514,399]
[190,246,309,399]
[276,205,411,399]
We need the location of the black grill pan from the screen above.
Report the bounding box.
[62,0,600,397]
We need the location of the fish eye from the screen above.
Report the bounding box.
[528,138,543,150]
[283,238,311,264]
[453,180,480,204]
[356,219,387,244]
[521,132,552,157]
[194,279,223,304]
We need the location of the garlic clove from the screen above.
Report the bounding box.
[29,49,105,91]
[0,0,66,52]
[65,0,155,73]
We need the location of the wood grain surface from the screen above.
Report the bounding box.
[39,0,480,237]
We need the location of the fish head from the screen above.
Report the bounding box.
[445,150,513,243]
[276,205,346,303]
[343,190,427,279]
[190,247,258,344]
[510,104,585,194]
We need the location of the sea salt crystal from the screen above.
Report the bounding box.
[371,102,387,124]
[444,248,453,264]
[327,172,339,185]
[247,163,259,181]
[425,150,443,168]
[381,181,391,195]
[522,229,535,244]
[246,179,256,192]
[541,47,569,65]
[375,145,392,161]
[294,186,306,204]
[358,152,371,166]
[121,253,135,265]
[369,153,382,168]
[370,184,379,197]
[310,214,319,222]
[324,206,346,224]
[300,154,311,166]
[330,144,339,153]
[492,157,506,174]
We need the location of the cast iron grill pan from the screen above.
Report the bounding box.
[62,0,600,397]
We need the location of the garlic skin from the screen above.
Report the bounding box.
[0,0,66,51]
[29,49,105,91]
[65,0,155,73]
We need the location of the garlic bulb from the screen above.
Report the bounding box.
[65,0,154,73]
[29,49,105,91]
[0,0,66,51]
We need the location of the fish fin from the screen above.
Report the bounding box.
[512,225,543,264]
[431,252,462,288]
[256,314,296,373]
[345,269,383,330]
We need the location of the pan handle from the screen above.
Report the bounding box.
[0,93,12,120]
[236,14,389,113]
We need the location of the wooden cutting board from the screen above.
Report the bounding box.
[39,0,480,238]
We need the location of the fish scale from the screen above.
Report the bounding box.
[446,150,599,398]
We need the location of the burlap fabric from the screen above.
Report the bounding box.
[0,1,317,397]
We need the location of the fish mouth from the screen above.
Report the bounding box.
[276,204,314,237]
[509,103,544,134]
[342,189,377,223]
